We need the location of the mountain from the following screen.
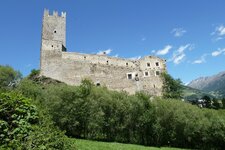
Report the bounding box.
[188,71,225,98]
[182,85,214,101]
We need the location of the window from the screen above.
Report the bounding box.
[126,62,128,66]
[127,73,132,79]
[145,71,149,76]
[96,83,101,86]
[84,56,86,59]
[106,60,109,65]
[147,62,150,67]
[54,30,57,33]
[155,62,159,67]
[51,45,54,48]
[155,71,160,76]
[135,74,139,81]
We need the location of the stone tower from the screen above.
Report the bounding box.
[40,9,66,78]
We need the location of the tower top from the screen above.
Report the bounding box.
[44,9,66,18]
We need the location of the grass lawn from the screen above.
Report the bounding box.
[73,139,185,150]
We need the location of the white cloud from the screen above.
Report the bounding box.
[177,44,190,53]
[171,28,186,37]
[216,25,225,36]
[169,44,191,65]
[129,56,141,60]
[188,44,195,51]
[141,37,146,41]
[173,53,185,64]
[153,45,172,55]
[97,49,112,55]
[192,54,207,64]
[212,48,225,57]
[113,54,119,57]
[211,25,225,41]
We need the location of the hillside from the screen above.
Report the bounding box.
[188,71,225,98]
[182,85,213,101]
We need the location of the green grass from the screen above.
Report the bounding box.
[73,139,184,150]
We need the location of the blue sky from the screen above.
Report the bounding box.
[0,0,225,84]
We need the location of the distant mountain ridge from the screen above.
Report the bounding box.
[188,71,225,98]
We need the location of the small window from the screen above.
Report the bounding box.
[127,73,132,79]
[106,60,109,65]
[84,56,86,59]
[147,63,150,67]
[54,30,57,33]
[96,83,101,86]
[155,62,159,66]
[153,84,156,88]
[51,45,54,48]
[145,72,149,76]
[126,63,128,66]
[155,71,160,76]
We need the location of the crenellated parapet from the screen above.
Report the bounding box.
[44,9,66,18]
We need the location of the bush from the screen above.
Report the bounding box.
[0,92,76,150]
[0,92,38,148]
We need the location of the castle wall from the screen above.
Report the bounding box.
[40,10,166,96]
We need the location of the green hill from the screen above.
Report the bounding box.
[182,85,214,101]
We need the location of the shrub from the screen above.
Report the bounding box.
[0,92,38,148]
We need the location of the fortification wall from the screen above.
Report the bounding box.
[40,9,166,96]
[62,52,137,68]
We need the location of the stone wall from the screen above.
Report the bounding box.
[40,10,166,95]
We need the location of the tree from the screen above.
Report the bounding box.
[202,95,212,108]
[161,73,183,99]
[0,92,38,148]
[0,65,22,90]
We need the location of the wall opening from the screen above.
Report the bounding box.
[147,62,150,67]
[96,83,101,86]
[126,62,128,66]
[155,71,160,76]
[155,62,159,66]
[106,60,109,65]
[145,71,149,76]
[135,74,139,81]
[62,45,67,52]
[54,30,57,33]
[127,73,132,79]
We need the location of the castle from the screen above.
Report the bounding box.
[40,9,166,95]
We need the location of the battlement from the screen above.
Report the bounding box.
[44,9,66,18]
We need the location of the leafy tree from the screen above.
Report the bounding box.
[222,98,225,109]
[161,73,183,99]
[0,92,38,148]
[28,69,40,79]
[0,65,22,91]
[202,95,213,108]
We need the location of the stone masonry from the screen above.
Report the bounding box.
[40,9,167,95]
